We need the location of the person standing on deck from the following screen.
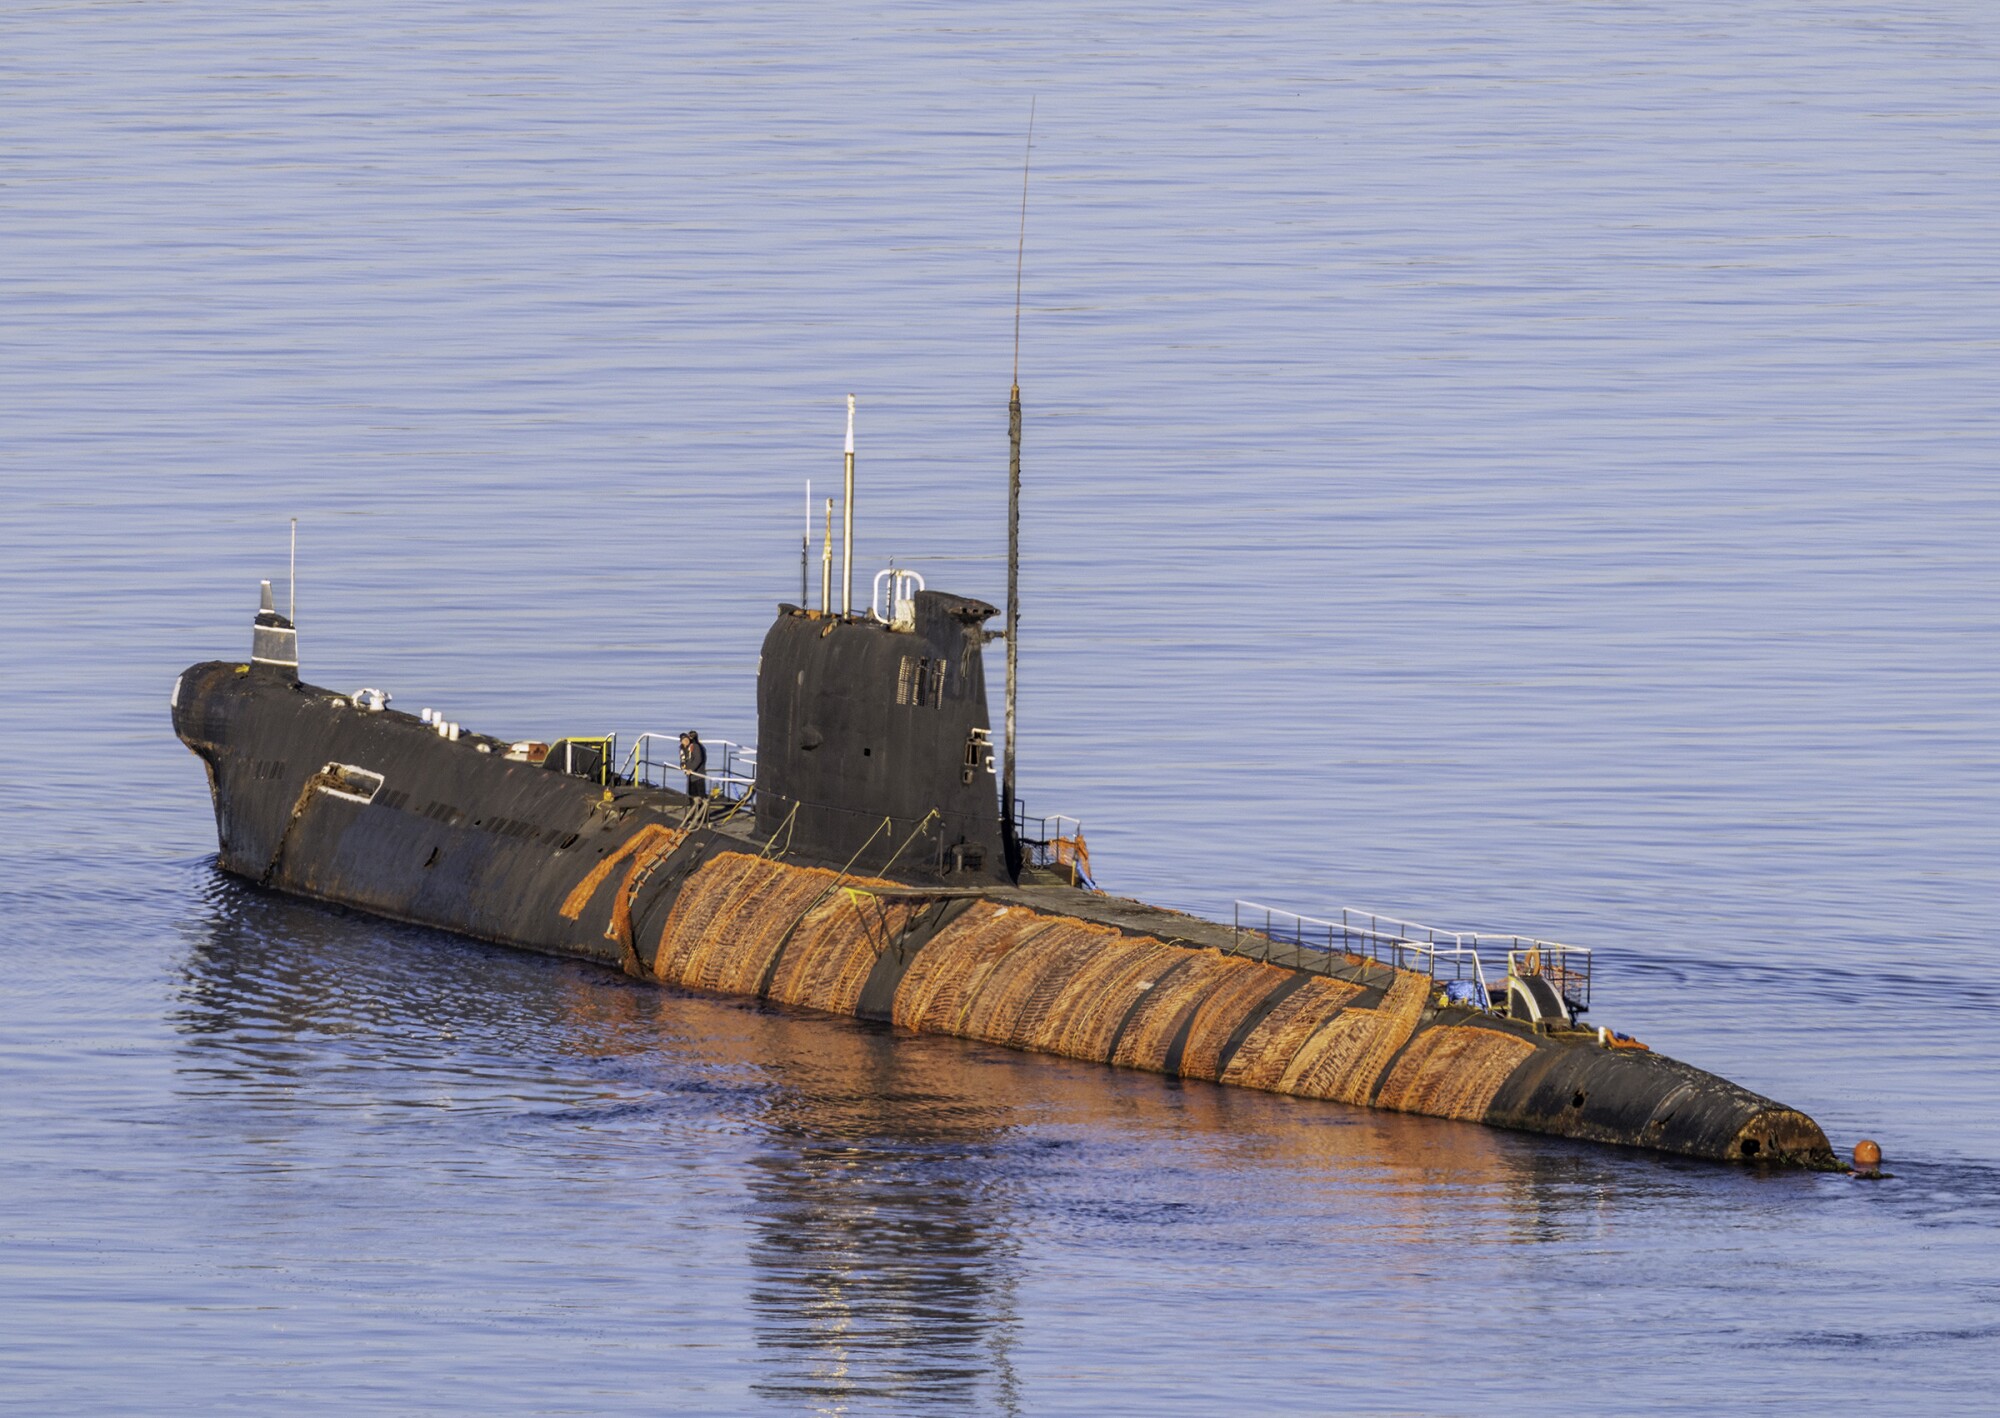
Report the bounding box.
[680,730,708,801]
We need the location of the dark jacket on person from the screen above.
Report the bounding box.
[680,733,708,797]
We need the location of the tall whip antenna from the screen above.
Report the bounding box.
[1012,97,1034,389]
[1003,99,1034,875]
[841,394,856,616]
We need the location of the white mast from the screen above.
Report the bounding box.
[840,394,856,616]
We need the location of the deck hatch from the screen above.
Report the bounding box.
[316,762,385,805]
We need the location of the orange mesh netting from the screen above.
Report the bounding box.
[1111,949,1240,1073]
[652,853,901,1001]
[893,903,1057,1033]
[605,828,687,949]
[958,919,1125,1049]
[1219,975,1366,1091]
[1175,957,1297,1082]
[1374,1025,1537,1121]
[765,887,927,1016]
[650,853,746,983]
[1270,1009,1375,1099]
[558,822,683,923]
[1030,936,1178,1062]
[1052,833,1091,884]
[656,853,820,992]
[1274,970,1431,1104]
[628,853,1543,1131]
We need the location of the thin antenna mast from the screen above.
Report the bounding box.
[821,498,834,614]
[1004,100,1034,873]
[289,517,297,622]
[841,394,856,616]
[803,479,811,606]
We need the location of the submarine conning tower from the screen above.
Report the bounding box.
[251,579,298,679]
[756,583,1009,883]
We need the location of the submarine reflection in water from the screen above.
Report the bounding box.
[738,1019,1025,1409]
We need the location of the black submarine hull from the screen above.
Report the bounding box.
[172,657,1838,1169]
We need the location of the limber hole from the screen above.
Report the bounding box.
[1571,1091,1587,1110]
[1741,1137,1762,1157]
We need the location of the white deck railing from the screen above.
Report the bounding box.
[626,733,757,803]
[1228,901,1596,1012]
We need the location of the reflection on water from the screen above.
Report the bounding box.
[740,1028,1023,1412]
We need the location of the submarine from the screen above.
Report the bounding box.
[171,395,1837,1170]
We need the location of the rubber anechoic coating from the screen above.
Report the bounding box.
[1482,1030,1834,1165]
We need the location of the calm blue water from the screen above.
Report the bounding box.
[5,2,1998,1411]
